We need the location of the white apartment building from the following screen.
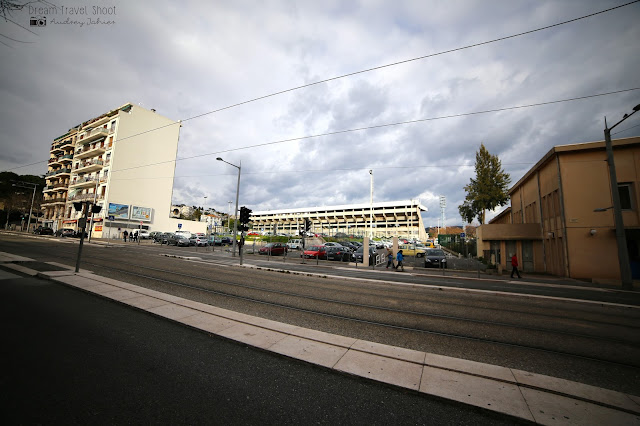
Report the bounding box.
[250,200,428,240]
[42,103,206,238]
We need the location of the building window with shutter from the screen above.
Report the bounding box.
[619,183,634,211]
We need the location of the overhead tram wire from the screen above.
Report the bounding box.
[4,1,639,172]
[9,86,638,175]
[178,0,640,123]
[166,87,640,165]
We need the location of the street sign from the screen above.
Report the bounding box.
[108,215,115,221]
[460,233,466,238]
[178,223,182,229]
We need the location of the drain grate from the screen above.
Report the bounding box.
[12,261,70,272]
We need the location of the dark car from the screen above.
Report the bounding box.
[323,242,343,247]
[259,242,288,256]
[158,232,174,245]
[325,246,352,262]
[352,246,378,263]
[303,245,327,259]
[150,231,162,242]
[424,249,447,268]
[57,228,76,237]
[33,226,54,235]
[339,241,358,250]
[220,236,232,245]
[168,233,191,246]
[209,236,222,245]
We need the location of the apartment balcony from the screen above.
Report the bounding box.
[48,157,61,166]
[78,127,110,144]
[53,182,69,192]
[75,145,106,160]
[59,154,74,163]
[69,176,98,189]
[59,139,74,150]
[42,196,68,206]
[68,192,103,202]
[45,168,71,178]
[43,185,55,192]
[75,159,104,174]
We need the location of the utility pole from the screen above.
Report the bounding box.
[602,104,640,290]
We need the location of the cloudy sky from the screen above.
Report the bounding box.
[1,0,639,227]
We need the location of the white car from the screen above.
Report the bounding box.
[287,239,302,250]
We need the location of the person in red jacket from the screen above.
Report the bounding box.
[510,253,521,279]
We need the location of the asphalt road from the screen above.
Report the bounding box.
[0,272,521,425]
[1,233,639,398]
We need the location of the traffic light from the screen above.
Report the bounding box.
[239,206,252,224]
[304,218,311,231]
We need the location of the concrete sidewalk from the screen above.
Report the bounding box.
[1,252,639,425]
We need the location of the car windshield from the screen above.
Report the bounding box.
[427,249,445,256]
[309,246,323,251]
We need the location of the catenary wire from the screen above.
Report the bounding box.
[90,87,640,175]
[3,1,639,171]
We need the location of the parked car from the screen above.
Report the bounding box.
[136,230,151,239]
[325,246,352,262]
[303,245,327,259]
[259,242,288,256]
[399,244,427,258]
[168,233,191,246]
[287,239,303,250]
[159,232,174,245]
[220,236,232,245]
[33,226,54,235]
[352,246,378,263]
[57,228,76,237]
[193,233,208,246]
[209,235,222,245]
[150,231,162,242]
[323,242,343,247]
[424,249,447,268]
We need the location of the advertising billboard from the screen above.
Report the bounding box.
[131,206,152,222]
[108,203,130,220]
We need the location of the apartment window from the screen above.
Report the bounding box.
[110,121,116,131]
[619,183,634,210]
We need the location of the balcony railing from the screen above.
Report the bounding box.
[78,127,109,144]
[70,176,97,187]
[75,159,104,174]
[75,145,106,160]
[68,193,104,202]
[45,168,71,177]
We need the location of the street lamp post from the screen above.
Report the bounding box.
[13,181,38,232]
[217,157,241,257]
[369,170,373,239]
[603,103,640,290]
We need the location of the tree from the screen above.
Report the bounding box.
[458,144,511,224]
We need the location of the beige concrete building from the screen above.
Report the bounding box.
[477,136,640,285]
[42,103,206,238]
[250,200,428,240]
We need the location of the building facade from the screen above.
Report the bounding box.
[42,103,206,238]
[477,136,640,284]
[250,200,428,240]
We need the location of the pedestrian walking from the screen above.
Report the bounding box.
[510,253,521,279]
[134,231,139,242]
[395,250,404,272]
[123,230,128,242]
[386,249,394,269]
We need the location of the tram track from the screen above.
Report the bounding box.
[10,239,640,371]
